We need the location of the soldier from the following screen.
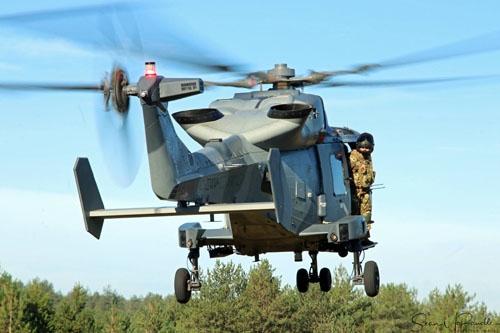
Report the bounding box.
[350,132,376,231]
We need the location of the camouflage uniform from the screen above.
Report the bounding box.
[349,149,375,229]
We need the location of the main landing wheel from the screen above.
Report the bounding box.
[338,248,348,258]
[296,268,309,293]
[174,268,191,304]
[319,268,332,292]
[364,261,380,297]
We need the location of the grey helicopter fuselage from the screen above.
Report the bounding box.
[74,70,377,303]
[136,74,363,256]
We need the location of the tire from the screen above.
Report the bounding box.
[319,268,332,292]
[364,261,380,297]
[175,268,191,304]
[296,268,309,293]
[338,248,348,258]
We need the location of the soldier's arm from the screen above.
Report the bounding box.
[349,152,359,172]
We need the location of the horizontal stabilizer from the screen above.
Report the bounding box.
[74,158,275,240]
[88,202,275,219]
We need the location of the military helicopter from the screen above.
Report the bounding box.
[70,61,381,304]
[2,4,500,304]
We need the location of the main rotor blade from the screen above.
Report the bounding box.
[204,77,261,89]
[0,3,244,74]
[377,29,500,68]
[0,3,138,22]
[321,75,500,88]
[0,82,103,91]
[302,29,500,83]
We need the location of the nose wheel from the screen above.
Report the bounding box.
[352,251,380,297]
[296,251,332,293]
[363,260,380,297]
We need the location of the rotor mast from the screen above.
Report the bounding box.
[268,64,295,90]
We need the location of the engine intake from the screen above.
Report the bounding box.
[172,108,224,125]
[267,103,312,119]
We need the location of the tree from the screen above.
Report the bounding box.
[0,271,28,333]
[236,259,293,332]
[53,284,95,332]
[89,287,130,332]
[130,293,169,332]
[176,260,247,332]
[363,283,419,332]
[285,265,371,332]
[22,278,56,332]
[418,284,489,332]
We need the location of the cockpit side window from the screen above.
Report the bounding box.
[317,96,328,129]
[330,153,346,196]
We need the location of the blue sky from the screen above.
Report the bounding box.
[1,0,500,312]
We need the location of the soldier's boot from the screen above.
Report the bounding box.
[363,212,373,231]
[361,212,375,246]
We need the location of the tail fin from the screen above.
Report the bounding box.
[137,76,207,200]
[141,102,196,200]
[74,158,104,239]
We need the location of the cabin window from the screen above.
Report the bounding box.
[330,154,346,196]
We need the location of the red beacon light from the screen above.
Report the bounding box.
[145,62,157,77]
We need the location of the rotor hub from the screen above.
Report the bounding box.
[268,64,295,80]
[110,68,130,113]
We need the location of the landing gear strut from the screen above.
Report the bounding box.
[175,248,202,304]
[352,250,379,297]
[296,251,332,293]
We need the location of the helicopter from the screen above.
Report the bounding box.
[70,61,381,304]
[2,4,500,304]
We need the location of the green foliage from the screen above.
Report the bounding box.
[89,287,130,332]
[1,262,499,332]
[23,278,56,332]
[130,293,169,332]
[176,260,247,332]
[413,284,495,332]
[0,271,29,333]
[53,284,95,332]
[237,260,290,332]
[363,283,420,332]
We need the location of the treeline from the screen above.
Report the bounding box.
[1,260,499,332]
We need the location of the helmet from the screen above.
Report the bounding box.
[356,132,375,154]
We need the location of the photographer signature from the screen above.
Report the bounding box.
[411,312,500,332]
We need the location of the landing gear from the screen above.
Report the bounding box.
[296,251,331,293]
[174,268,191,303]
[351,251,379,297]
[364,260,380,297]
[296,268,309,292]
[174,248,202,304]
[319,267,332,292]
[338,247,348,258]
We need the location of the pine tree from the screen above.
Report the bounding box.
[237,259,290,332]
[130,293,168,332]
[363,283,419,332]
[22,278,56,332]
[176,260,247,332]
[0,271,28,333]
[53,284,95,332]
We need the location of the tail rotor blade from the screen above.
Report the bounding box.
[94,94,142,187]
[0,82,103,91]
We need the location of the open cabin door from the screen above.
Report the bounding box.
[316,142,351,222]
